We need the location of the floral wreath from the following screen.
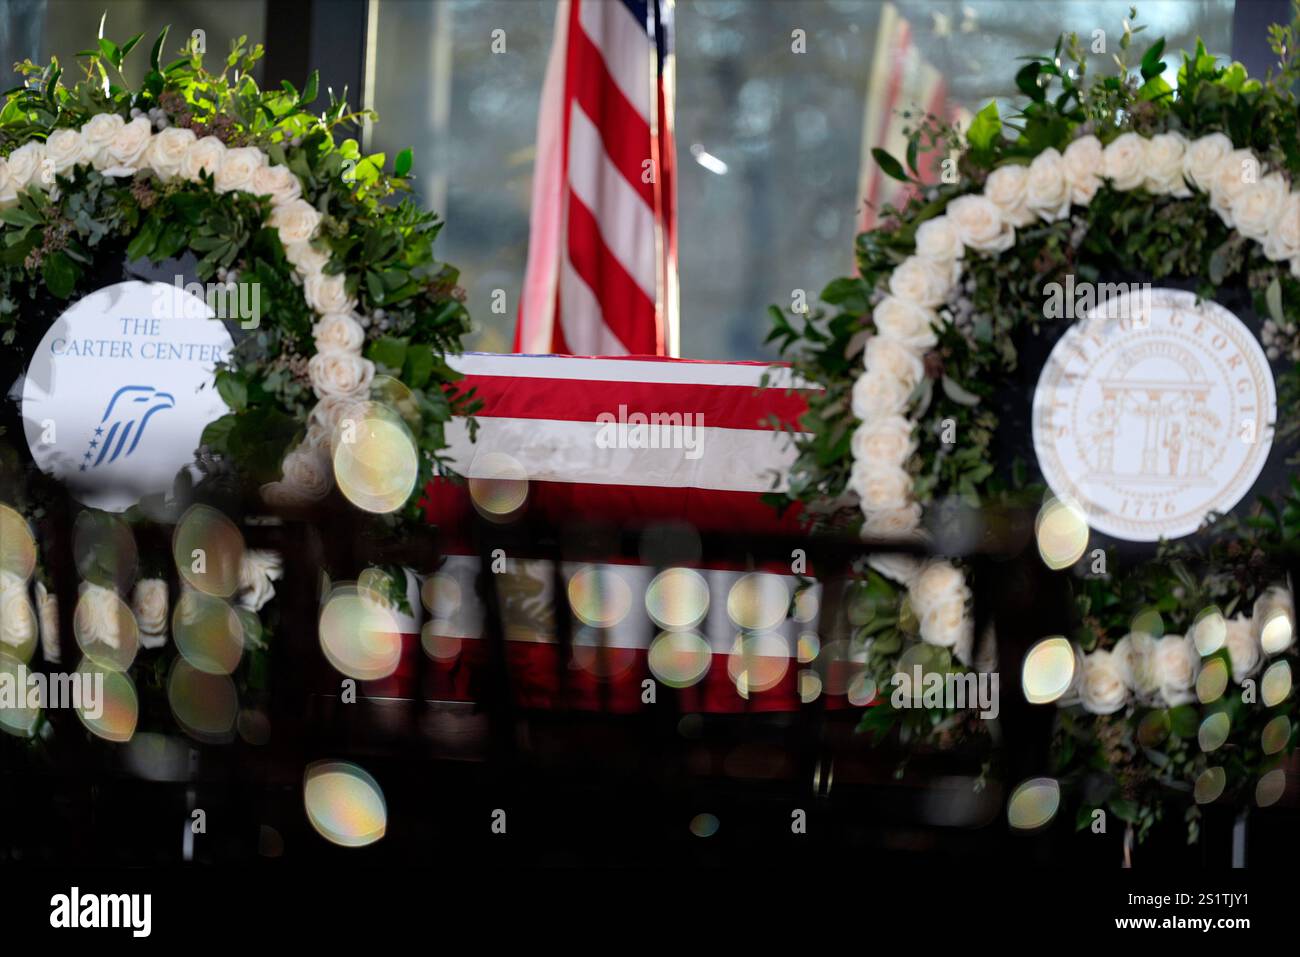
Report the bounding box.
[0,28,475,517]
[770,13,1300,842]
[0,29,472,745]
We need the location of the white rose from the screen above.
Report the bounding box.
[1263,192,1300,263]
[1229,172,1288,242]
[945,194,1015,254]
[80,113,126,168]
[308,349,375,399]
[865,552,922,586]
[0,159,14,205]
[313,312,366,353]
[914,215,964,261]
[1182,132,1234,193]
[238,549,283,612]
[1025,147,1072,222]
[918,596,972,651]
[0,581,37,653]
[35,581,60,664]
[872,296,939,350]
[105,116,153,174]
[1223,614,1261,683]
[848,461,912,512]
[269,197,322,244]
[864,335,924,391]
[1079,649,1128,714]
[284,241,331,277]
[888,255,958,308]
[76,583,126,651]
[281,446,333,501]
[251,162,303,206]
[6,141,47,190]
[215,145,267,194]
[1062,134,1104,205]
[1112,631,1160,698]
[307,394,369,437]
[1143,132,1191,197]
[303,272,357,315]
[1153,634,1199,707]
[1253,586,1295,654]
[132,578,169,648]
[984,163,1035,226]
[1207,149,1258,226]
[851,368,911,421]
[144,126,197,180]
[1102,132,1147,192]
[851,414,916,466]
[909,560,968,617]
[45,128,88,173]
[861,505,923,542]
[181,135,228,182]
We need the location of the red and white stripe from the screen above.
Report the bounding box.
[422,352,809,534]
[516,0,678,357]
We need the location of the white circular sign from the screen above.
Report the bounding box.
[1032,287,1276,542]
[21,280,234,511]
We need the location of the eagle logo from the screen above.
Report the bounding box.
[80,385,176,471]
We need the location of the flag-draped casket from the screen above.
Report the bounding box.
[357,353,860,713]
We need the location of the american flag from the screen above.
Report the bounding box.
[515,0,679,357]
[386,353,830,712]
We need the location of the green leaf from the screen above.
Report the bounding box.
[42,251,78,298]
[300,70,319,106]
[394,147,413,177]
[1137,75,1172,102]
[403,344,435,389]
[820,276,868,314]
[1016,62,1044,101]
[941,375,981,407]
[1169,705,1199,739]
[98,38,120,68]
[215,372,248,412]
[967,101,1001,153]
[150,26,169,72]
[367,335,409,372]
[200,413,238,450]
[1140,37,1166,80]
[1108,797,1140,823]
[1265,277,1284,324]
[871,148,908,183]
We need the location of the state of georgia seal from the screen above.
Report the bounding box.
[1032,287,1277,542]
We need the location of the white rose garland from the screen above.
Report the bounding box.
[0,112,386,507]
[852,130,1300,659]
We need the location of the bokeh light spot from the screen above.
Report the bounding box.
[567,566,632,629]
[1021,636,1075,704]
[725,573,789,631]
[1007,777,1060,830]
[173,504,244,597]
[304,760,387,848]
[1035,497,1088,570]
[647,630,712,688]
[1194,766,1226,804]
[645,567,709,631]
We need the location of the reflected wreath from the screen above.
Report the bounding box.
[769,12,1300,843]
